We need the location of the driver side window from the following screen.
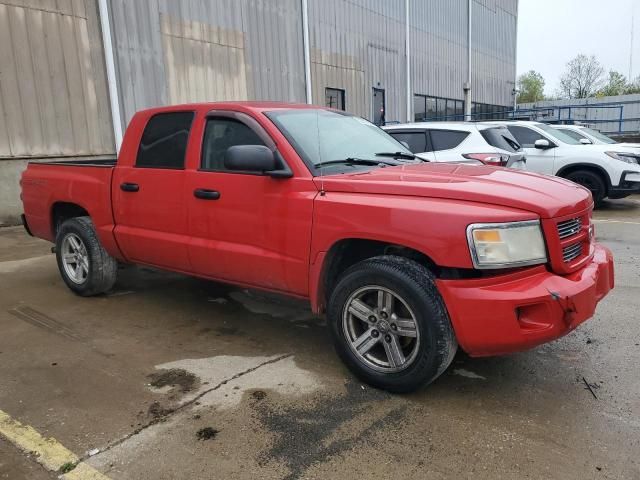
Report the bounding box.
[507,126,545,148]
[201,118,266,171]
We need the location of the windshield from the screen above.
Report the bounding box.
[582,127,617,144]
[536,123,581,145]
[265,109,413,174]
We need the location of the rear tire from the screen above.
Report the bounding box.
[327,256,457,393]
[55,216,117,296]
[564,170,606,207]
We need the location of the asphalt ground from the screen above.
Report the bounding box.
[0,196,639,479]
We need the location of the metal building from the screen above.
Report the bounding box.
[0,0,518,224]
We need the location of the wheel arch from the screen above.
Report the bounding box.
[312,238,439,314]
[51,202,90,237]
[556,163,612,191]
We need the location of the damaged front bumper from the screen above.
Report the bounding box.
[436,243,614,357]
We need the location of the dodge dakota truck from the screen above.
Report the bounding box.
[20,102,614,392]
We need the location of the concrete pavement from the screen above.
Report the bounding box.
[1,198,639,479]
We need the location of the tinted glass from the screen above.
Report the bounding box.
[414,95,426,121]
[436,98,446,118]
[136,112,194,168]
[266,109,411,172]
[425,98,436,118]
[507,126,545,148]
[429,130,469,151]
[389,132,427,153]
[480,127,522,152]
[201,118,266,170]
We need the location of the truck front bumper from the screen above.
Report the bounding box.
[437,243,614,357]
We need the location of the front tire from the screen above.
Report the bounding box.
[564,170,606,207]
[327,256,457,393]
[55,216,117,296]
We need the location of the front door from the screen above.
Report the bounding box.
[373,88,386,125]
[186,113,316,296]
[506,125,556,175]
[112,111,195,270]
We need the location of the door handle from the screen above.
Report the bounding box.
[194,188,220,200]
[120,182,139,192]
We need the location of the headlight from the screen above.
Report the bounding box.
[467,220,547,269]
[605,151,640,164]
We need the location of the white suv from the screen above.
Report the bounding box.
[381,122,526,169]
[482,120,640,205]
[553,124,640,151]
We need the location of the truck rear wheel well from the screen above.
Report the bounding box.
[51,202,89,236]
[322,239,439,307]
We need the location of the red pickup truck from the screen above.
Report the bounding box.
[21,102,614,392]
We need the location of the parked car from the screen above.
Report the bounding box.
[382,122,526,169]
[553,124,640,151]
[21,103,613,393]
[482,120,640,205]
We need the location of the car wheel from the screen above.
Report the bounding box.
[564,170,606,207]
[55,216,117,296]
[328,255,457,393]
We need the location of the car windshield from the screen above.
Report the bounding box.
[536,123,582,145]
[582,127,617,144]
[265,109,414,174]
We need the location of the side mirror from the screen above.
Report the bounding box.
[225,145,277,172]
[534,139,552,149]
[579,138,592,145]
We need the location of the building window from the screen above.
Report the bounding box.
[414,95,426,122]
[325,88,345,110]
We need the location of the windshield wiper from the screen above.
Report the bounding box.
[315,157,400,168]
[375,151,426,162]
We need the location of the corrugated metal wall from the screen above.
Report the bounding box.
[0,0,518,158]
[108,0,306,128]
[0,0,114,158]
[308,0,406,121]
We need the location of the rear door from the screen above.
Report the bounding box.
[185,111,316,295]
[112,111,194,270]
[427,129,470,162]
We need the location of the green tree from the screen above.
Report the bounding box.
[516,70,545,103]
[624,76,640,94]
[598,71,628,97]
[559,54,605,99]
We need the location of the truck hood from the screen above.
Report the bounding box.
[315,163,592,218]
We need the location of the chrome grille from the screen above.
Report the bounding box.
[562,242,582,263]
[557,217,582,239]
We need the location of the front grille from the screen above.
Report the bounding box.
[562,242,582,263]
[557,217,582,239]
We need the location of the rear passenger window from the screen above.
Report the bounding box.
[429,130,469,151]
[136,112,194,169]
[507,126,545,148]
[201,118,266,171]
[389,132,427,153]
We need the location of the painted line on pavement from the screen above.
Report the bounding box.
[0,409,111,479]
[593,219,640,225]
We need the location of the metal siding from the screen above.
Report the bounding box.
[0,0,114,158]
[108,0,305,127]
[471,0,517,106]
[308,0,406,122]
